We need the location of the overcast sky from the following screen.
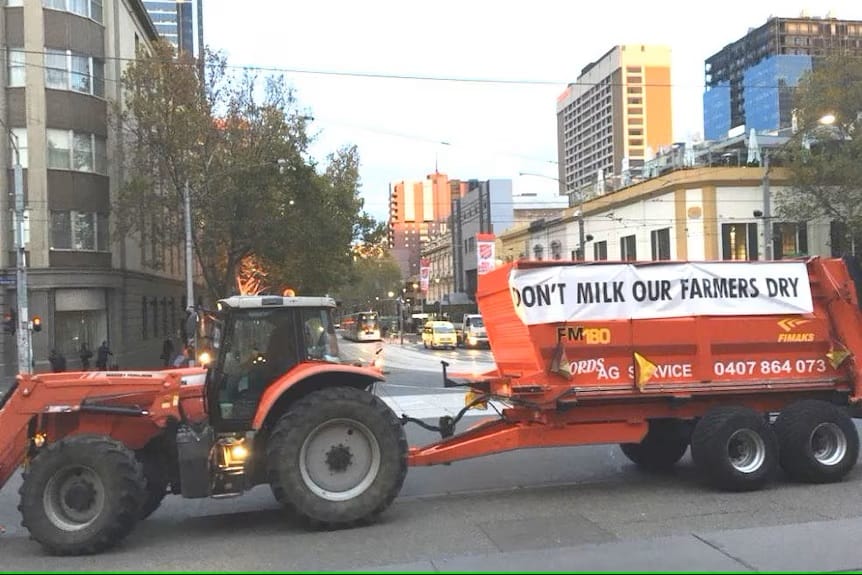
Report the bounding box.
[204,0,862,222]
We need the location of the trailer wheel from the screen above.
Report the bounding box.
[619,419,691,470]
[267,386,408,528]
[136,449,168,519]
[18,435,145,555]
[691,406,777,491]
[774,400,860,484]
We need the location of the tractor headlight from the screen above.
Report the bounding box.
[230,444,249,460]
[219,438,249,469]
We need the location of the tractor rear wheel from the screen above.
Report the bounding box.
[267,386,407,528]
[19,435,145,555]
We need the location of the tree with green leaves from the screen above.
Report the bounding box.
[334,251,403,314]
[774,54,862,255]
[115,42,378,298]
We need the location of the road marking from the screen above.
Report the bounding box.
[376,391,503,419]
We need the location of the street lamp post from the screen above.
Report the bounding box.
[434,278,441,318]
[184,179,195,315]
[397,297,404,346]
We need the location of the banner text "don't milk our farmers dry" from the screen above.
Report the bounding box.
[508,262,813,324]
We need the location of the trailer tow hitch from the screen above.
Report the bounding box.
[400,393,492,439]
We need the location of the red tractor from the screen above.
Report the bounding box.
[0,295,407,555]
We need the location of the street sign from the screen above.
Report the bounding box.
[0,275,16,285]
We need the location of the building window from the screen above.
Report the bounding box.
[9,128,27,168]
[721,223,759,261]
[152,298,159,338]
[533,244,544,260]
[142,297,148,340]
[621,235,637,261]
[44,48,105,97]
[594,240,608,261]
[7,48,24,87]
[162,297,168,336]
[43,0,102,24]
[829,221,862,257]
[650,228,671,260]
[773,222,808,259]
[169,298,176,338]
[6,0,24,5]
[50,211,109,251]
[550,240,562,260]
[55,310,106,362]
[46,129,107,174]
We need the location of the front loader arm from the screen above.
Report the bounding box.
[0,380,35,493]
[0,369,197,494]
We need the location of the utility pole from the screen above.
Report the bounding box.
[577,203,586,261]
[11,133,31,373]
[762,151,772,261]
[184,179,194,310]
[398,298,404,346]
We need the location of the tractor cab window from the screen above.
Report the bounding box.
[300,308,339,362]
[216,308,299,421]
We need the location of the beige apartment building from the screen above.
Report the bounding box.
[556,45,673,201]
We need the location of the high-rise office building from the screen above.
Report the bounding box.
[388,173,462,279]
[703,14,862,140]
[556,45,673,199]
[143,0,203,56]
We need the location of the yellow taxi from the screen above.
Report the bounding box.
[422,321,457,350]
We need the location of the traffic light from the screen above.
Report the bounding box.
[3,310,16,335]
[31,316,42,332]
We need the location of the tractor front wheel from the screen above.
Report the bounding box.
[136,448,169,519]
[267,386,407,528]
[19,435,146,555]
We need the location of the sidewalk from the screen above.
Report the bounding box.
[352,516,862,572]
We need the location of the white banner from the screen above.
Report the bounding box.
[509,262,813,325]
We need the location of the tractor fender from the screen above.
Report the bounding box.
[252,363,385,430]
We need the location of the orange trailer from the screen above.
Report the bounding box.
[407,257,862,492]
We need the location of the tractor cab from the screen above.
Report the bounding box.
[202,295,340,428]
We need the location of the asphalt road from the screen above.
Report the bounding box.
[1,339,862,570]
